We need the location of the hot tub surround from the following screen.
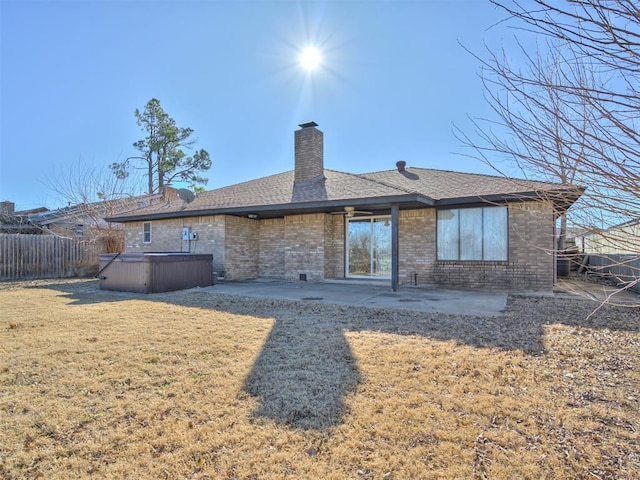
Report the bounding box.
[98,253,213,293]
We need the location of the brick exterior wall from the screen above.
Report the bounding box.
[123,215,226,275]
[207,216,226,276]
[125,217,190,253]
[223,216,258,280]
[398,208,436,286]
[324,214,345,279]
[431,201,556,291]
[283,213,325,281]
[122,200,556,291]
[124,213,332,282]
[258,217,285,279]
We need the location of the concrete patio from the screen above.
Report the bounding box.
[201,277,639,317]
[206,279,509,316]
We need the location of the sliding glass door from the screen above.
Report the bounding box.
[347,217,392,278]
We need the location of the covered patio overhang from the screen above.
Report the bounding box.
[105,194,435,222]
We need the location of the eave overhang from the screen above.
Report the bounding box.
[105,186,585,223]
[434,187,585,216]
[104,194,435,223]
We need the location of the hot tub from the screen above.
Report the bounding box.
[98,253,213,293]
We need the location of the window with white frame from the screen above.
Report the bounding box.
[437,206,508,261]
[143,222,152,243]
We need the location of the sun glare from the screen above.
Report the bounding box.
[300,46,322,71]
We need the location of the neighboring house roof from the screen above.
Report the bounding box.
[575,216,640,237]
[0,202,47,233]
[0,194,161,234]
[106,166,583,223]
[30,204,94,227]
[34,194,161,229]
[16,207,49,215]
[0,212,43,234]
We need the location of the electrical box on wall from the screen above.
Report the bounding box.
[181,227,190,240]
[189,232,198,241]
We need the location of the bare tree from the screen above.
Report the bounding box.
[47,161,143,253]
[490,0,640,222]
[456,40,595,251]
[460,0,640,296]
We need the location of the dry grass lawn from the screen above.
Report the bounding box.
[1,279,639,479]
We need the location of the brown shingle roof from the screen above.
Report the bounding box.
[194,169,412,206]
[362,167,564,200]
[106,167,582,222]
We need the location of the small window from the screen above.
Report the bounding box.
[143,222,152,243]
[74,224,85,238]
[437,206,508,261]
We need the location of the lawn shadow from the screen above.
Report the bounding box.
[26,278,640,431]
[25,278,146,305]
[243,312,361,431]
[24,279,361,430]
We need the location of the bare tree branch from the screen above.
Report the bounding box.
[459,0,640,300]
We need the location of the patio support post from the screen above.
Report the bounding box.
[391,202,399,292]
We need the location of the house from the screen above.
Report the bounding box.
[568,220,640,292]
[105,122,583,292]
[1,196,160,245]
[29,196,155,252]
[0,202,45,234]
[1,196,160,279]
[575,219,640,255]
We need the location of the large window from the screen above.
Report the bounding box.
[437,206,508,261]
[143,222,152,243]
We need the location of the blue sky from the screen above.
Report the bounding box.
[1,0,519,210]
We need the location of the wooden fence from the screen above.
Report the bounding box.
[0,234,93,281]
[586,254,640,293]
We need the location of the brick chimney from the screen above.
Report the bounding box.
[294,121,324,184]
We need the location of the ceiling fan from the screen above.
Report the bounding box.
[331,206,373,217]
